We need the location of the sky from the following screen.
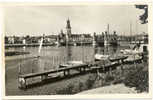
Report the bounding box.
[4,5,148,36]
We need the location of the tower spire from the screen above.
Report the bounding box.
[66,18,72,40]
[66,18,71,29]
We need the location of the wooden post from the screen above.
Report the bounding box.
[121,59,123,70]
[64,56,66,64]
[57,56,59,65]
[119,59,123,76]
[84,67,86,72]
[79,67,82,73]
[41,74,48,81]
[53,56,54,66]
[134,54,137,68]
[18,62,21,75]
[109,67,112,76]
[141,53,144,63]
[67,69,70,75]
[55,56,57,66]
[64,71,66,76]
[97,69,100,80]
[18,77,26,89]
[103,61,106,73]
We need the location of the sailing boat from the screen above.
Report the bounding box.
[59,34,84,68]
[120,22,143,55]
[94,47,110,61]
[68,34,85,65]
[119,22,145,62]
[94,54,110,61]
[37,37,43,58]
[104,24,111,46]
[94,24,111,61]
[95,25,110,61]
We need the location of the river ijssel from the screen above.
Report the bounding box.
[5,45,128,95]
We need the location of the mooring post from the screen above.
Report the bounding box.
[121,59,124,70]
[64,70,66,76]
[134,54,137,68]
[53,56,54,66]
[18,63,21,75]
[41,74,48,81]
[67,69,70,75]
[18,77,26,89]
[79,67,82,73]
[141,53,144,63]
[83,66,86,72]
[109,67,112,76]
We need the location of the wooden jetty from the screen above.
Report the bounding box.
[18,55,142,89]
[18,63,89,89]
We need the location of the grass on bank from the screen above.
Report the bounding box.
[55,61,148,94]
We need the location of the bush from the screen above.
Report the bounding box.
[105,74,114,82]
[78,81,84,92]
[56,83,75,94]
[123,66,149,92]
[85,75,96,89]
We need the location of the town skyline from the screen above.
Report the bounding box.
[4,5,147,36]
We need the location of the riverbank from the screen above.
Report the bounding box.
[5,43,55,48]
[56,61,148,94]
[77,84,138,94]
[78,62,148,94]
[6,59,148,95]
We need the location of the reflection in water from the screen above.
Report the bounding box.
[66,46,72,62]
[16,45,119,74]
[37,58,45,72]
[93,45,118,55]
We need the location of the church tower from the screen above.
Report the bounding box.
[66,18,71,40]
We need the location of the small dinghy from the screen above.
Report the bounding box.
[120,43,144,55]
[59,60,85,68]
[67,61,84,65]
[120,49,141,55]
[94,54,110,61]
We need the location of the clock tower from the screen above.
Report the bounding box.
[66,18,71,40]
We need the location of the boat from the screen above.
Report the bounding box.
[94,54,110,61]
[120,43,148,55]
[59,60,85,68]
[120,43,148,62]
[67,60,84,65]
[59,35,86,68]
[120,49,141,55]
[73,42,77,46]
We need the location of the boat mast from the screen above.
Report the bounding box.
[135,20,138,43]
[107,24,109,46]
[107,24,109,35]
[130,21,132,43]
[81,34,84,62]
[38,37,43,57]
[66,35,69,62]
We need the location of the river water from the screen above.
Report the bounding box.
[5,45,129,95]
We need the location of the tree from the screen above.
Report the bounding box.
[135,5,148,24]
